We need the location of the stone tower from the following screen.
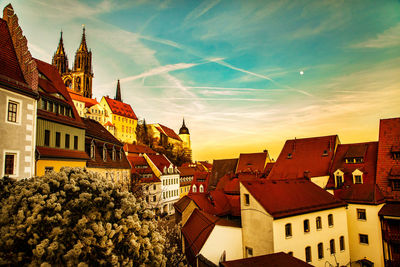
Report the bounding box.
[179,118,192,160]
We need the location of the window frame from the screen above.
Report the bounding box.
[340,236,345,251]
[245,246,253,258]
[330,239,336,254]
[357,209,367,221]
[328,214,334,227]
[244,194,250,206]
[316,216,322,230]
[285,223,292,238]
[74,136,78,150]
[318,242,324,259]
[6,100,18,123]
[65,134,70,149]
[305,246,312,263]
[3,151,18,177]
[304,219,310,233]
[359,234,369,245]
[44,130,50,146]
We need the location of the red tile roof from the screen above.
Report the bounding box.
[104,96,137,119]
[182,209,240,264]
[236,152,269,173]
[188,190,232,216]
[263,162,275,176]
[146,154,173,173]
[268,135,338,180]
[209,158,238,191]
[327,142,378,188]
[104,121,114,127]
[0,19,37,98]
[178,166,196,177]
[83,118,122,145]
[334,184,385,204]
[242,179,346,219]
[155,124,182,141]
[35,59,84,129]
[376,117,400,199]
[379,202,400,217]
[221,252,313,267]
[126,155,160,183]
[123,144,156,155]
[36,146,89,160]
[174,195,196,214]
[68,89,99,108]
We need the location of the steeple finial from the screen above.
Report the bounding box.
[78,24,88,52]
[115,79,122,102]
[56,30,66,55]
[179,117,189,134]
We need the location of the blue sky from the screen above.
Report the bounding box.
[5,0,400,161]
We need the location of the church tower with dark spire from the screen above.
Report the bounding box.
[52,31,69,75]
[115,79,122,102]
[179,118,192,160]
[71,26,93,98]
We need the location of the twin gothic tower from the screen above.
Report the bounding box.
[52,27,93,98]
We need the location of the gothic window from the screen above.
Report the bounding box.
[192,185,197,193]
[199,184,204,193]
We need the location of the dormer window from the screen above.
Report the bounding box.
[352,169,363,184]
[345,157,364,164]
[90,140,95,159]
[199,185,204,193]
[334,170,344,188]
[287,153,292,159]
[168,165,174,174]
[103,145,107,161]
[391,146,400,160]
[192,185,197,193]
[322,150,328,156]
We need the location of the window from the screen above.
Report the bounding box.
[340,236,345,251]
[287,153,292,159]
[330,239,335,254]
[112,147,116,161]
[285,223,292,238]
[304,219,310,233]
[316,217,322,230]
[65,134,70,148]
[7,101,18,122]
[393,180,400,191]
[359,234,369,244]
[357,209,366,220]
[288,252,293,256]
[199,184,204,193]
[90,141,95,159]
[336,175,343,188]
[4,153,16,175]
[55,132,61,147]
[305,246,311,262]
[328,214,334,227]
[244,194,250,206]
[44,130,50,146]
[153,185,156,190]
[354,175,362,184]
[74,136,78,150]
[245,247,253,258]
[192,185,197,193]
[153,196,156,202]
[318,243,324,259]
[103,146,107,161]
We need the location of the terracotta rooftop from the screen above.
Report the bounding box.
[376,117,400,199]
[104,96,137,120]
[221,252,312,267]
[68,89,99,108]
[123,143,156,155]
[35,58,84,129]
[334,184,385,205]
[146,154,173,174]
[174,195,195,214]
[154,124,182,141]
[236,152,269,173]
[83,118,122,145]
[268,135,338,180]
[209,158,238,191]
[182,209,240,265]
[242,179,346,219]
[379,202,400,217]
[188,190,232,216]
[0,19,37,98]
[36,146,89,160]
[178,166,196,177]
[263,162,275,177]
[127,155,159,183]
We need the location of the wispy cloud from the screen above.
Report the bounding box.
[184,0,220,23]
[352,23,400,48]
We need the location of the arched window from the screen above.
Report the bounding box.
[199,184,204,193]
[90,140,95,159]
[330,239,335,254]
[316,217,322,230]
[285,223,292,238]
[103,145,107,161]
[192,184,197,193]
[318,243,323,259]
[304,219,310,233]
[305,246,311,263]
[328,214,334,227]
[340,236,345,251]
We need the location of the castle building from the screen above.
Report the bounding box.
[52,27,93,98]
[179,119,192,161]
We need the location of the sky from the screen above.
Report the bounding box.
[3,0,400,161]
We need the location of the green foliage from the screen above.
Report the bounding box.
[0,168,167,266]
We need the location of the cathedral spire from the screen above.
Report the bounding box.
[179,118,189,134]
[115,79,122,102]
[78,25,88,52]
[52,30,69,75]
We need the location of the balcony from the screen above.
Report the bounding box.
[383,230,400,242]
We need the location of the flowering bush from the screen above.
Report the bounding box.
[0,168,167,266]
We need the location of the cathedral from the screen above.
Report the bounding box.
[52,27,94,98]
